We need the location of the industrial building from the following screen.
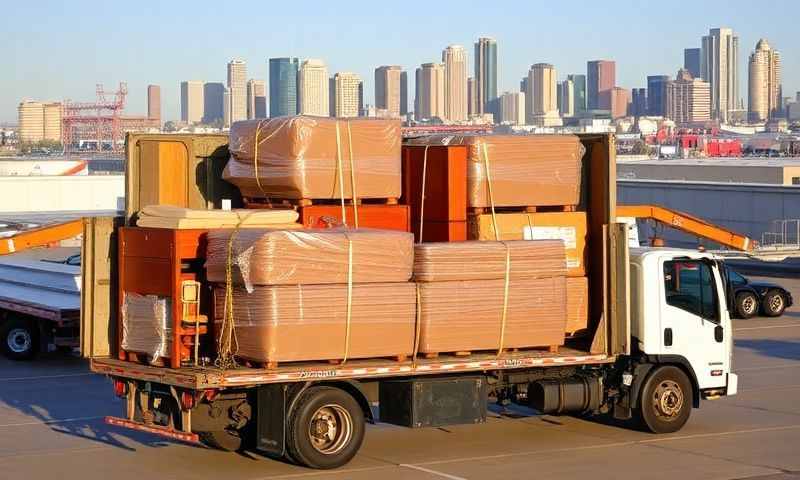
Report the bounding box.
[618,157,800,186]
[17,101,62,142]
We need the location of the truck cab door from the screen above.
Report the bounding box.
[659,258,730,390]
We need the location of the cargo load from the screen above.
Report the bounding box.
[411,220,467,243]
[417,277,567,354]
[135,205,300,229]
[413,240,566,282]
[205,228,414,287]
[469,211,588,276]
[224,116,402,200]
[120,293,171,364]
[213,282,416,364]
[566,276,589,335]
[406,134,583,208]
[288,204,410,232]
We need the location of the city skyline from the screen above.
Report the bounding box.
[2,1,799,122]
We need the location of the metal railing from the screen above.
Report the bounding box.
[761,219,800,250]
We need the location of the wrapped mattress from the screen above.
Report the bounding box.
[224,116,402,200]
[413,240,566,282]
[407,134,583,208]
[121,293,171,363]
[214,283,416,363]
[417,277,567,354]
[206,228,414,287]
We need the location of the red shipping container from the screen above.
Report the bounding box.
[402,145,468,224]
[411,220,467,243]
[299,204,410,232]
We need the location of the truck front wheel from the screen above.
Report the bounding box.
[1,317,39,360]
[637,366,692,434]
[287,386,365,469]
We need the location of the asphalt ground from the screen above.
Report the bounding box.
[0,275,798,480]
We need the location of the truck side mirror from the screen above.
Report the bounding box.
[714,325,723,343]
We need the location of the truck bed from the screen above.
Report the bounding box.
[90,347,612,389]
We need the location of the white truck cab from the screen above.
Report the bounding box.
[625,248,738,431]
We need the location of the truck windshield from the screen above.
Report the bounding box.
[663,260,719,322]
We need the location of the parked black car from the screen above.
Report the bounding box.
[725,266,794,319]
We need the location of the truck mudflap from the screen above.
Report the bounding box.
[726,373,738,396]
[104,416,200,444]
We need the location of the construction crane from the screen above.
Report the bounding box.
[0,220,84,255]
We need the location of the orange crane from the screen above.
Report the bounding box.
[0,219,84,255]
[617,205,755,252]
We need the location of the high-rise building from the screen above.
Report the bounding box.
[520,76,528,94]
[587,60,616,110]
[474,37,498,114]
[17,101,62,142]
[181,80,205,124]
[374,65,404,117]
[701,27,739,122]
[666,69,711,125]
[442,45,468,122]
[415,63,445,121]
[223,87,231,128]
[567,74,587,113]
[499,91,525,125]
[631,88,647,117]
[298,59,329,116]
[526,63,561,126]
[400,71,408,116]
[147,85,161,122]
[332,72,362,118]
[246,79,267,119]
[684,48,701,79]
[647,75,670,116]
[748,39,782,123]
[610,87,630,119]
[559,79,575,117]
[227,60,247,123]
[203,82,225,124]
[467,77,477,116]
[269,57,300,117]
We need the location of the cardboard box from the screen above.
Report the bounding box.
[411,220,467,243]
[566,277,589,335]
[402,145,468,223]
[468,211,587,277]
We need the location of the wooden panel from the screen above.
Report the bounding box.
[156,141,189,207]
[80,217,120,358]
[175,229,208,259]
[120,227,174,259]
[608,222,630,356]
[121,258,172,295]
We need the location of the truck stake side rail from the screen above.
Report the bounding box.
[91,348,612,390]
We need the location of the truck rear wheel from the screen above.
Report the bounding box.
[735,292,758,319]
[1,317,39,360]
[637,366,692,433]
[286,386,365,469]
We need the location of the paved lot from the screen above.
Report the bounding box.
[1,276,799,479]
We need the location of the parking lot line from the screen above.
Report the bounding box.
[399,464,468,479]
[734,324,799,332]
[0,372,95,382]
[0,415,104,429]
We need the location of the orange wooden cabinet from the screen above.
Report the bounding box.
[402,145,468,225]
[118,227,212,368]
[299,204,410,231]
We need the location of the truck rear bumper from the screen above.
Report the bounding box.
[104,416,199,444]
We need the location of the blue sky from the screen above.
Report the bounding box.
[3,0,798,122]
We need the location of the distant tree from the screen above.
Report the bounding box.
[163,121,178,132]
[631,140,652,156]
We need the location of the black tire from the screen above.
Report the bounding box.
[636,366,692,434]
[198,430,243,452]
[286,386,365,469]
[762,290,787,317]
[1,317,39,360]
[735,291,759,319]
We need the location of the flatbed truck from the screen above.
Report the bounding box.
[82,133,739,469]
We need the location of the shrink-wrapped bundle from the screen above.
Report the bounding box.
[213,283,416,363]
[413,240,566,282]
[406,134,584,208]
[224,116,402,200]
[121,293,171,363]
[205,228,414,289]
